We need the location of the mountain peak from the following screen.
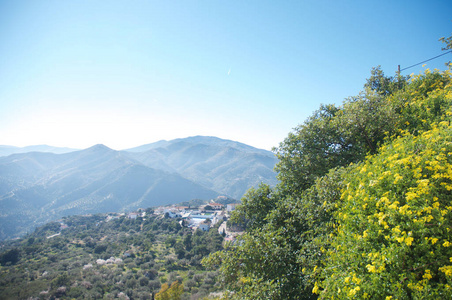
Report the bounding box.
[124,136,272,155]
[86,144,112,151]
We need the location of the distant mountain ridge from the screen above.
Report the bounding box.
[0,136,278,240]
[123,136,277,199]
[0,145,78,157]
[125,135,272,156]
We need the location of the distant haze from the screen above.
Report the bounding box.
[0,136,278,240]
[0,2,450,151]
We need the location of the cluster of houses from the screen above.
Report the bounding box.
[52,201,242,240]
[153,202,240,233]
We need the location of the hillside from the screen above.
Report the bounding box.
[0,211,225,299]
[0,137,277,241]
[124,136,278,199]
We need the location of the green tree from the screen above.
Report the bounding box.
[174,241,185,259]
[364,65,409,96]
[274,104,345,194]
[230,183,275,230]
[204,168,345,299]
[165,236,177,247]
[274,83,402,197]
[155,281,184,300]
[0,248,20,265]
[51,272,70,289]
[183,233,192,251]
[205,67,444,299]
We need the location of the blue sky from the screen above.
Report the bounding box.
[0,1,450,150]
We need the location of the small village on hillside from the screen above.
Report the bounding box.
[52,199,243,243]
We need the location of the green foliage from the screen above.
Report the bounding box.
[0,248,20,265]
[364,65,409,96]
[155,281,184,300]
[339,90,399,154]
[51,272,70,289]
[274,104,345,194]
[439,33,452,66]
[206,67,452,299]
[440,33,452,51]
[391,69,452,135]
[0,213,224,299]
[274,73,406,196]
[319,122,452,299]
[204,168,344,299]
[230,183,274,230]
[94,244,108,254]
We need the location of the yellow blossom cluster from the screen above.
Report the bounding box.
[321,119,452,298]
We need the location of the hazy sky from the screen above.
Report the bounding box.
[0,1,451,150]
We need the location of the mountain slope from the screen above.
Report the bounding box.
[0,137,278,240]
[125,135,272,156]
[0,145,219,240]
[124,136,278,199]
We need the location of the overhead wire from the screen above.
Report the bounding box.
[400,50,452,72]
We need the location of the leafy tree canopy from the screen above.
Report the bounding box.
[155,281,184,300]
[274,66,405,196]
[205,65,452,299]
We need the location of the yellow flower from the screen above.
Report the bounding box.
[444,241,451,247]
[366,264,376,273]
[423,269,432,280]
[312,282,320,294]
[406,191,418,201]
[392,226,401,234]
[399,205,410,215]
[388,201,399,210]
[393,173,403,184]
[352,274,362,284]
[348,287,360,297]
[405,237,414,246]
[439,265,452,277]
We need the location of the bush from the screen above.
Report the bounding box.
[320,122,452,298]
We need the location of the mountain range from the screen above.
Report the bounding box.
[0,136,278,240]
[0,145,77,157]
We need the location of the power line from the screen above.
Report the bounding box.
[399,50,452,72]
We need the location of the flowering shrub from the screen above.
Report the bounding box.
[319,121,452,299]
